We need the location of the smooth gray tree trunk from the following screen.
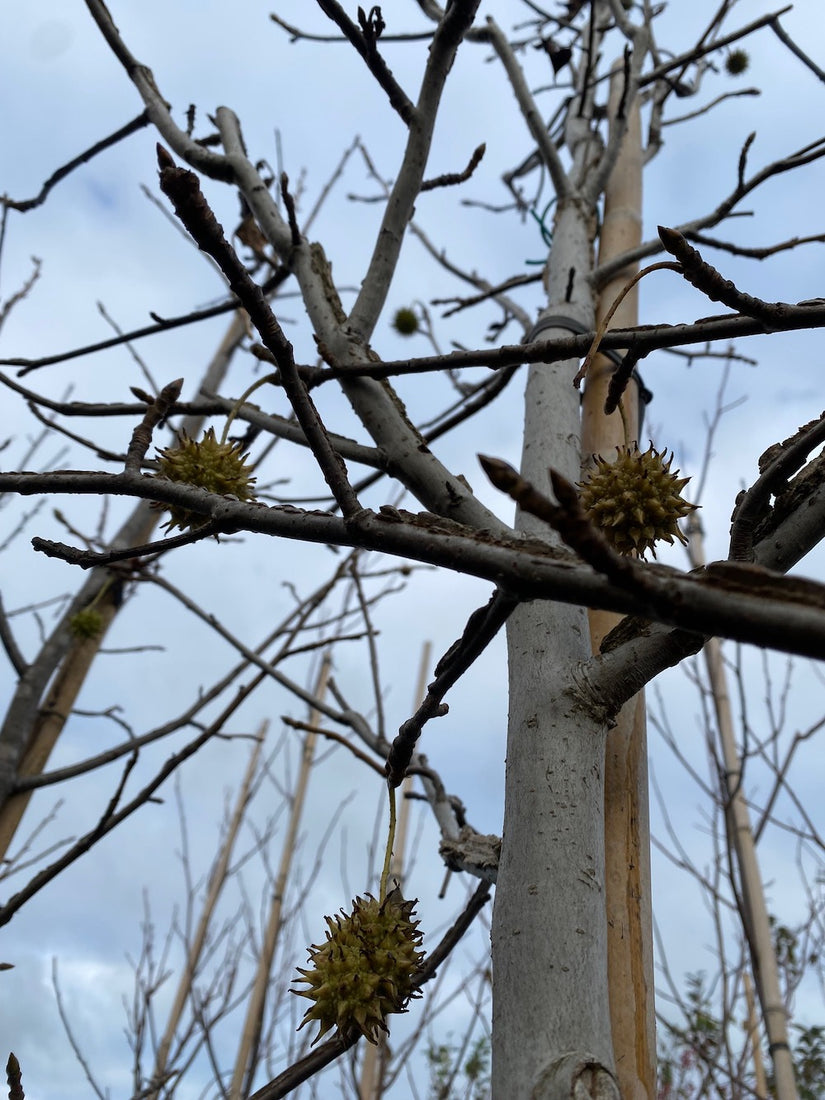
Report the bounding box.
[492,197,620,1096]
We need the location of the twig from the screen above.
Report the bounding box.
[348,560,386,741]
[592,136,825,289]
[282,717,386,776]
[0,260,42,330]
[0,593,27,677]
[3,112,151,212]
[684,229,825,262]
[661,88,760,128]
[348,0,483,336]
[314,0,416,124]
[385,588,518,786]
[270,12,433,45]
[279,174,301,246]
[52,959,108,1099]
[5,1053,23,1100]
[1,271,289,376]
[17,560,354,794]
[729,413,825,562]
[638,7,793,90]
[124,377,183,472]
[658,225,791,326]
[32,521,225,568]
[0,701,244,928]
[770,16,825,83]
[421,143,486,192]
[484,17,570,200]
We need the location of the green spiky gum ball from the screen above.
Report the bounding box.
[155,427,256,532]
[725,49,750,76]
[293,888,425,1045]
[392,307,419,336]
[578,443,698,559]
[69,608,104,639]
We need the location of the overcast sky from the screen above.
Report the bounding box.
[2,2,825,1097]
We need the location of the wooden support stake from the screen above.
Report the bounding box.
[582,62,656,1100]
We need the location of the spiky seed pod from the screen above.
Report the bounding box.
[69,608,104,639]
[155,427,256,532]
[725,49,750,76]
[392,307,419,336]
[293,888,425,1045]
[578,443,697,559]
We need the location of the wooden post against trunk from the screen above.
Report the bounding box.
[359,641,431,1100]
[230,654,331,1099]
[581,62,656,1099]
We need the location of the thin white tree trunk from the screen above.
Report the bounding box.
[492,194,620,1096]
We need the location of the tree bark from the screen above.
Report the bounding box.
[492,193,619,1094]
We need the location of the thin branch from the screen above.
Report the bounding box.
[421,142,486,192]
[52,959,108,1099]
[83,0,235,181]
[3,112,151,212]
[683,229,825,262]
[729,414,825,562]
[314,1,416,124]
[156,145,361,518]
[16,559,352,793]
[770,16,825,83]
[270,12,433,45]
[1,271,290,376]
[484,16,570,200]
[592,137,825,289]
[348,0,483,336]
[0,698,245,928]
[7,465,825,658]
[306,298,825,384]
[386,588,519,786]
[0,593,27,677]
[637,7,793,90]
[124,377,183,473]
[282,717,385,776]
[661,88,760,128]
[658,225,793,327]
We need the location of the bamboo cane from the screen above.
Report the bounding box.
[744,971,769,1099]
[582,62,656,1099]
[0,509,156,861]
[230,654,331,1099]
[688,526,798,1100]
[358,641,431,1100]
[150,720,268,1098]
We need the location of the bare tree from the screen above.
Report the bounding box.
[3,3,825,1097]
